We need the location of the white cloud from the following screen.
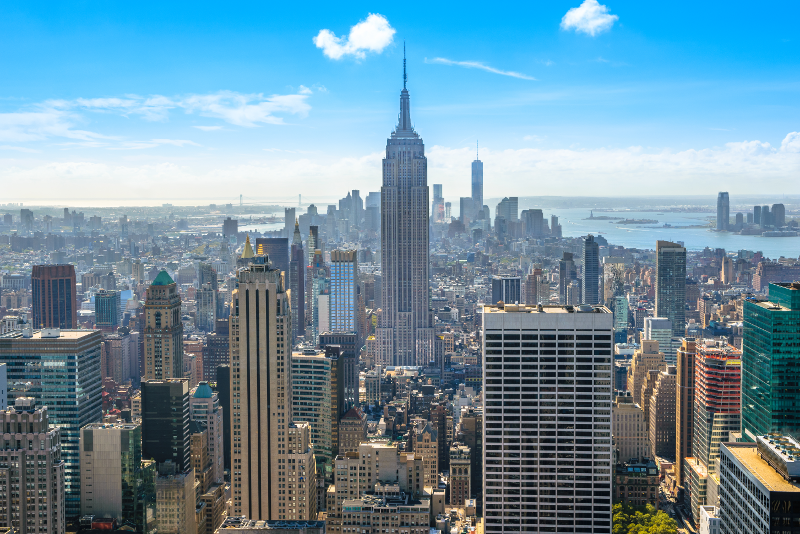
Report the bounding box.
[313,14,395,60]
[151,139,200,147]
[781,131,800,153]
[0,110,110,143]
[193,125,223,131]
[180,91,311,126]
[561,0,619,36]
[426,58,535,80]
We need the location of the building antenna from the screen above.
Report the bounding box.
[403,41,407,90]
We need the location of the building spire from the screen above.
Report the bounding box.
[403,41,407,90]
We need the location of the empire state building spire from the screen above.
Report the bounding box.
[396,42,414,136]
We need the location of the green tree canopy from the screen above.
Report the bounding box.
[612,503,678,534]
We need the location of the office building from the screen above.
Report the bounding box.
[95,289,122,330]
[190,382,225,486]
[0,363,5,410]
[32,264,77,329]
[482,303,614,533]
[521,208,545,237]
[741,283,800,441]
[490,276,521,305]
[411,421,439,488]
[716,192,729,231]
[649,366,677,459]
[255,238,289,275]
[80,422,146,531]
[141,379,191,472]
[472,148,483,208]
[376,63,434,368]
[0,328,102,518]
[323,346,346,458]
[719,437,800,533]
[626,340,665,407]
[761,204,771,228]
[308,250,329,344]
[612,395,648,462]
[223,217,238,238]
[216,365,231,470]
[643,317,677,364]
[338,492,430,534]
[284,208,295,241]
[203,320,229,382]
[582,235,600,305]
[676,339,697,492]
[495,197,518,222]
[655,240,687,339]
[231,258,312,520]
[771,203,786,227]
[318,333,358,412]
[431,184,445,223]
[291,349,333,477]
[0,397,65,534]
[143,270,184,380]
[329,250,358,334]
[155,462,196,534]
[460,196,478,225]
[559,252,578,304]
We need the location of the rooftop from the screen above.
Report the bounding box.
[724,443,800,493]
[151,270,175,286]
[483,304,611,314]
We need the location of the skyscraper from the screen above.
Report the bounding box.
[330,250,358,334]
[32,264,77,329]
[230,258,315,519]
[675,338,696,493]
[141,379,191,473]
[472,143,483,208]
[95,288,122,330]
[655,240,687,339]
[377,57,434,367]
[143,270,183,381]
[559,252,578,304]
[716,192,729,231]
[582,235,600,305]
[289,221,305,341]
[255,238,289,275]
[741,282,800,441]
[482,303,614,533]
[0,328,102,518]
[490,276,521,305]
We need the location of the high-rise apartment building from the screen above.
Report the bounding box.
[0,328,102,518]
[377,63,434,367]
[655,240,687,339]
[771,203,786,227]
[231,258,312,520]
[329,250,358,334]
[289,222,305,342]
[196,283,217,332]
[482,303,614,533]
[741,282,800,441]
[32,264,77,329]
[308,250,329,344]
[676,339,697,492]
[143,271,183,380]
[141,379,191,473]
[80,422,148,531]
[643,317,676,364]
[583,235,600,305]
[0,397,65,534]
[716,192,729,231]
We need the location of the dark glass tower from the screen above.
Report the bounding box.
[377,53,433,367]
[582,235,600,305]
[655,240,687,338]
[32,264,77,329]
[141,379,191,472]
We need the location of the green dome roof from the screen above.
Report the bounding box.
[151,270,175,286]
[193,382,214,398]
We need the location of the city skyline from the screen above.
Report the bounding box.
[0,2,798,202]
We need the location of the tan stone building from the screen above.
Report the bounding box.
[144,270,184,380]
[412,421,439,488]
[338,407,367,454]
[449,443,470,506]
[231,259,306,520]
[626,340,665,406]
[612,395,648,462]
[339,490,430,534]
[640,369,661,431]
[285,422,317,521]
[650,366,677,460]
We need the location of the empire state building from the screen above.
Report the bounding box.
[377,57,434,367]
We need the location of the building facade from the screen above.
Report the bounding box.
[376,65,434,368]
[482,303,614,533]
[143,270,183,380]
[31,264,77,329]
[655,241,687,339]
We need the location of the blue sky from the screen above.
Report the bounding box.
[0,1,798,206]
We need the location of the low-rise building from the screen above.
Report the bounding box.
[613,458,660,509]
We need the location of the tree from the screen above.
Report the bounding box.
[612,502,678,534]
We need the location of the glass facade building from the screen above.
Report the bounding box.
[329,250,358,334]
[741,282,800,441]
[0,328,103,518]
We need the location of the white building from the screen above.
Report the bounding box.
[482,303,614,533]
[644,317,679,364]
[699,505,720,534]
